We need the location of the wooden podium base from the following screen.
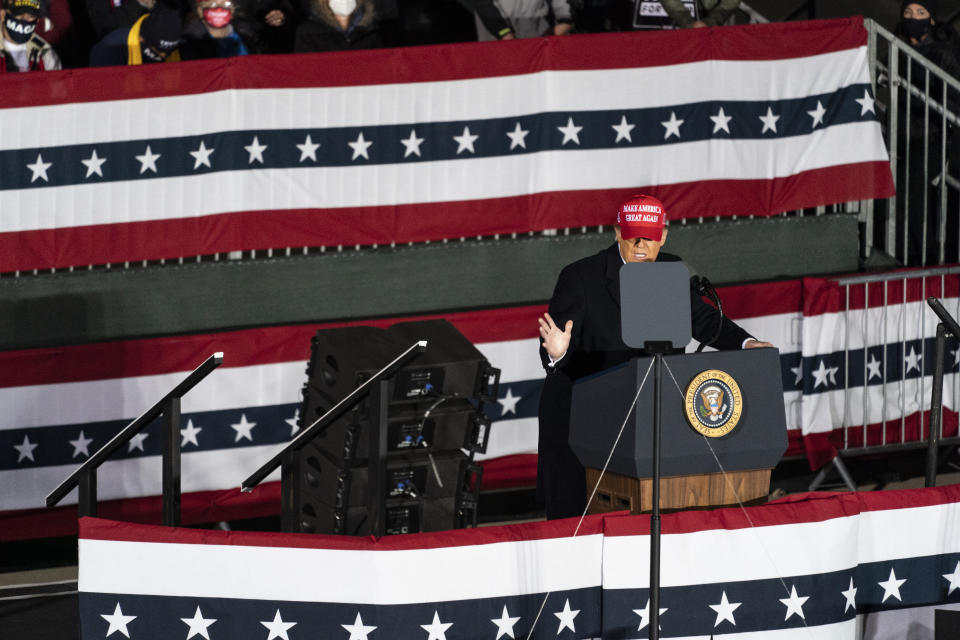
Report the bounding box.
[585,467,771,515]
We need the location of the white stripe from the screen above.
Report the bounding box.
[603,500,960,588]
[1,444,283,510]
[1,48,868,149]
[0,361,304,430]
[803,298,959,355]
[78,534,603,603]
[476,339,544,383]
[859,502,960,563]
[782,390,803,432]
[477,417,538,461]
[603,516,858,588]
[0,339,545,430]
[4,121,888,234]
[736,312,803,352]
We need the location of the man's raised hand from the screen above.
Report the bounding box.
[538,312,573,361]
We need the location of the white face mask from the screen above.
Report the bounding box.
[328,0,355,16]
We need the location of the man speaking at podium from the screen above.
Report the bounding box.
[536,195,773,519]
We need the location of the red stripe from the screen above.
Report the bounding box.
[60,485,960,544]
[1,19,865,110]
[804,270,960,316]
[475,453,539,491]
[78,512,605,550]
[0,305,548,387]
[0,162,894,274]
[715,280,803,320]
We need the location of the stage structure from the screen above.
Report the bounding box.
[77,485,960,640]
[247,320,500,536]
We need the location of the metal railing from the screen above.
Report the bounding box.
[45,353,223,525]
[866,19,960,267]
[811,268,960,489]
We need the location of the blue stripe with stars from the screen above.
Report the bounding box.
[602,554,960,637]
[797,336,960,396]
[77,553,960,639]
[2,85,875,191]
[80,587,603,640]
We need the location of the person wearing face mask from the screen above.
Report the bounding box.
[0,0,61,71]
[294,0,380,51]
[89,1,183,65]
[181,0,257,58]
[893,1,960,265]
[898,1,960,77]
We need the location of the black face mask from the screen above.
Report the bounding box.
[4,15,36,44]
[903,17,933,41]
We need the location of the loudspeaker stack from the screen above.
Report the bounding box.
[289,319,499,535]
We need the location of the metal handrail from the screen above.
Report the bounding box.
[45,352,223,524]
[876,65,960,127]
[869,19,960,100]
[835,265,960,286]
[862,17,960,266]
[735,2,770,24]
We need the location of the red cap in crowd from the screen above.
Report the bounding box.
[616,195,667,241]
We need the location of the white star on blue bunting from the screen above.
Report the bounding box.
[81,149,107,178]
[245,136,267,164]
[135,145,160,174]
[189,141,215,169]
[26,153,52,182]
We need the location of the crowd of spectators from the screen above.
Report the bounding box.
[1,0,958,74]
[0,0,744,70]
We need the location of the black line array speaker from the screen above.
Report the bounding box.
[292,319,499,536]
[296,448,481,536]
[305,319,496,409]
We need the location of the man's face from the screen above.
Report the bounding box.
[615,226,667,263]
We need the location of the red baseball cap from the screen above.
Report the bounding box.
[616,195,667,241]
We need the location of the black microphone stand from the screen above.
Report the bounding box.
[694,277,724,353]
[924,297,960,486]
[643,339,673,640]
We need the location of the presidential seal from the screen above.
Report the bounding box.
[684,369,743,437]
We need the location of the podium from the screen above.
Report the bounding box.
[570,348,787,514]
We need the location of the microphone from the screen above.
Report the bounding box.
[693,276,724,352]
[690,275,714,297]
